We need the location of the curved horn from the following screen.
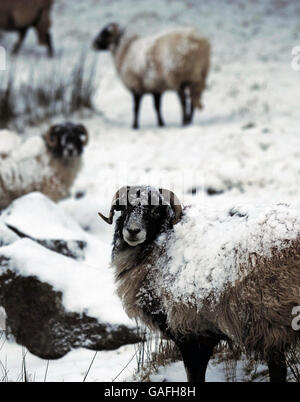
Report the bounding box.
[98,186,129,225]
[78,124,89,145]
[45,126,58,148]
[159,188,183,225]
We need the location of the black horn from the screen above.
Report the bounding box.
[98,186,130,224]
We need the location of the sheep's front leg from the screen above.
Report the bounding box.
[177,86,188,126]
[178,84,193,126]
[188,103,195,124]
[45,32,54,57]
[153,93,165,127]
[12,28,28,55]
[177,337,219,382]
[132,92,142,129]
[267,350,287,382]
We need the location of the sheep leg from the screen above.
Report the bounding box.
[177,338,219,382]
[153,93,165,127]
[267,351,287,382]
[188,103,195,124]
[45,33,54,57]
[34,9,54,57]
[12,29,28,55]
[132,93,142,129]
[177,85,189,126]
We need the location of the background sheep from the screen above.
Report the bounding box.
[0,122,88,209]
[93,23,210,129]
[99,185,300,382]
[0,0,54,56]
[0,130,21,158]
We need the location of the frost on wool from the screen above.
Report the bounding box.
[0,136,52,195]
[154,203,300,310]
[119,27,205,92]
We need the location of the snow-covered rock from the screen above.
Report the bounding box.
[0,239,140,359]
[1,192,88,259]
[0,221,19,247]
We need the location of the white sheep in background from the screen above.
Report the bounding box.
[0,122,88,209]
[0,130,21,158]
[93,23,210,129]
[99,185,300,383]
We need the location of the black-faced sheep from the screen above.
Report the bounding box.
[0,0,54,56]
[99,185,300,382]
[0,122,88,209]
[93,23,210,129]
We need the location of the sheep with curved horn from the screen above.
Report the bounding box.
[99,185,300,382]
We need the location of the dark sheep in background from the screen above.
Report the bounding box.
[0,0,54,56]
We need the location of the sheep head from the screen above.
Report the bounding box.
[93,22,124,51]
[44,122,88,159]
[99,186,182,247]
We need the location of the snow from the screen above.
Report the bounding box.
[0,0,300,382]
[149,359,268,382]
[0,340,138,382]
[0,221,19,247]
[2,192,87,240]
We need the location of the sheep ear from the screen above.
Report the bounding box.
[159,189,182,225]
[44,126,58,148]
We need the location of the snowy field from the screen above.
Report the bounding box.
[0,0,300,382]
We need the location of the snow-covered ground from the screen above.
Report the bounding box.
[0,0,300,382]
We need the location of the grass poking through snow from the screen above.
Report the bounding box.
[0,51,98,131]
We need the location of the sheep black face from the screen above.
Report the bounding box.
[99,186,183,248]
[93,22,123,50]
[44,122,89,159]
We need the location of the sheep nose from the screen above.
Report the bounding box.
[127,228,141,236]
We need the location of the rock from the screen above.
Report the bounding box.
[1,192,88,259]
[0,239,141,359]
[5,224,86,260]
[242,122,256,130]
[187,186,225,196]
[206,187,225,196]
[0,221,19,247]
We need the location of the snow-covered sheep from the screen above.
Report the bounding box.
[93,23,210,129]
[0,0,54,56]
[0,130,22,158]
[0,122,88,209]
[99,185,300,382]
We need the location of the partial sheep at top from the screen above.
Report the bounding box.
[0,0,54,56]
[93,23,210,129]
[0,122,88,210]
[99,185,300,383]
